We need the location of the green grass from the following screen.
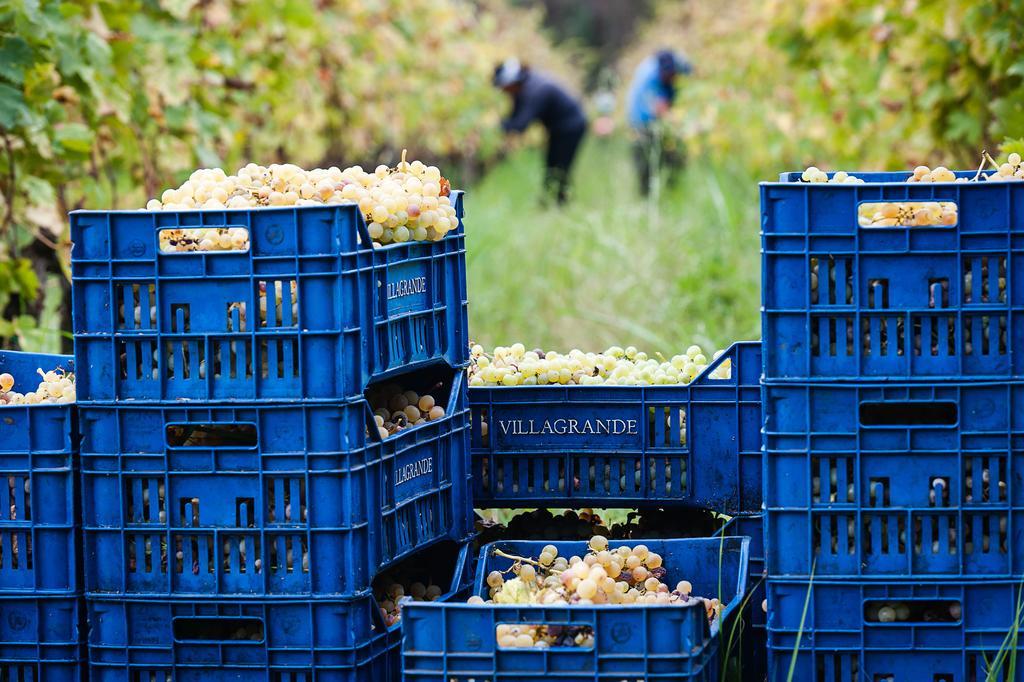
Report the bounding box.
[464,136,762,352]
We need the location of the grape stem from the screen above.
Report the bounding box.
[972,151,990,181]
[492,549,564,573]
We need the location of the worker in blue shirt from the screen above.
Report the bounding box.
[494,59,587,205]
[627,49,692,195]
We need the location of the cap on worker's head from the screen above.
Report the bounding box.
[656,49,691,77]
[493,58,525,88]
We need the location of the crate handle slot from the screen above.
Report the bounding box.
[864,599,961,623]
[859,401,957,427]
[857,200,958,229]
[158,227,250,253]
[165,422,258,448]
[494,622,595,649]
[172,616,264,642]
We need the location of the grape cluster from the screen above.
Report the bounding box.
[466,535,722,649]
[468,343,729,387]
[368,383,446,440]
[145,152,458,249]
[474,508,723,546]
[0,368,76,405]
[858,201,958,227]
[985,152,1024,181]
[800,167,865,184]
[376,579,445,626]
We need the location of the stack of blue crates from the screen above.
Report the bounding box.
[71,197,475,681]
[0,351,84,682]
[762,172,1024,680]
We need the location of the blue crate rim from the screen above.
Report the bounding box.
[762,170,993,185]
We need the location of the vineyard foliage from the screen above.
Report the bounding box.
[0,0,578,349]
[621,0,1024,173]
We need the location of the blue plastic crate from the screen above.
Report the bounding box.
[761,171,1024,382]
[764,381,1024,579]
[401,536,749,682]
[80,367,472,598]
[71,193,467,403]
[767,578,1024,681]
[86,540,473,682]
[468,341,762,512]
[715,514,766,681]
[0,594,85,681]
[0,351,79,594]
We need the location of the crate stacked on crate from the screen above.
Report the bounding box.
[0,351,85,682]
[395,343,765,682]
[71,197,475,681]
[761,171,1024,681]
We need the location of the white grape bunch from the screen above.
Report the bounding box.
[146,151,458,250]
[367,382,446,440]
[376,578,445,627]
[467,343,730,387]
[465,535,722,648]
[0,367,76,405]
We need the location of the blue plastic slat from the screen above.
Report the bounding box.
[468,341,762,512]
[0,351,79,594]
[764,380,1024,579]
[761,172,1024,381]
[402,537,749,682]
[80,371,472,598]
[0,595,85,681]
[71,195,468,403]
[86,540,473,681]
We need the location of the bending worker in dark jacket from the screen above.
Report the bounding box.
[494,59,587,205]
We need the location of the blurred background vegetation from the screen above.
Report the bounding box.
[1,0,1022,354]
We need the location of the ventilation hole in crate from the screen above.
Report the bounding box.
[235,497,256,527]
[868,478,890,507]
[119,339,158,381]
[0,531,31,570]
[933,676,954,682]
[116,283,157,330]
[179,497,201,527]
[865,600,961,623]
[131,671,172,682]
[814,514,856,555]
[6,475,29,521]
[815,653,859,682]
[810,257,819,304]
[166,423,257,448]
[867,278,889,309]
[173,617,264,641]
[963,456,1008,504]
[964,513,1008,555]
[127,534,167,574]
[172,534,213,575]
[271,673,313,682]
[872,675,894,682]
[169,303,191,333]
[226,302,246,332]
[269,534,308,574]
[860,401,957,427]
[126,478,166,524]
[164,340,205,380]
[473,407,489,448]
[863,514,904,555]
[266,478,306,525]
[213,338,253,380]
[222,534,260,574]
[913,514,957,555]
[258,280,298,328]
[259,338,300,380]
[927,278,950,309]
[927,477,950,506]
[495,623,595,649]
[480,455,491,490]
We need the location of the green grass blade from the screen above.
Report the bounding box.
[786,561,815,682]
